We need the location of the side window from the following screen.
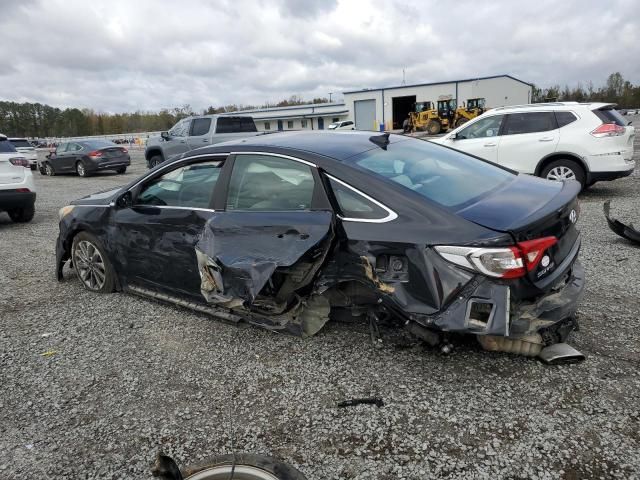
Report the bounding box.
[190,118,212,136]
[344,121,354,126]
[169,119,189,137]
[69,143,83,152]
[457,115,504,139]
[555,111,578,128]
[328,177,389,220]
[136,160,223,208]
[226,155,315,211]
[503,112,557,135]
[56,143,68,154]
[216,117,258,133]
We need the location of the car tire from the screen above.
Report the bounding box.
[30,164,37,171]
[541,159,586,189]
[71,232,116,293]
[44,162,55,176]
[427,120,441,135]
[455,117,468,128]
[181,453,308,480]
[76,161,90,177]
[149,155,163,168]
[8,205,35,223]
[116,167,127,174]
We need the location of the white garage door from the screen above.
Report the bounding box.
[354,99,376,130]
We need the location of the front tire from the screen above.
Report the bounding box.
[426,120,441,135]
[541,159,586,189]
[149,155,163,168]
[44,162,55,176]
[71,232,116,293]
[116,167,127,174]
[182,453,308,480]
[455,117,468,128]
[8,205,35,223]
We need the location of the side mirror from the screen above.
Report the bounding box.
[161,131,170,140]
[116,191,133,209]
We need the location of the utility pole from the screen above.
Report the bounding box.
[329,92,333,102]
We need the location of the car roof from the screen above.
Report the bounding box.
[211,130,395,161]
[490,102,614,113]
[8,137,28,141]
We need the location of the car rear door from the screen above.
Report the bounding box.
[199,152,334,306]
[442,114,505,162]
[496,111,560,173]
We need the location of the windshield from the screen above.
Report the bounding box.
[9,139,33,148]
[349,138,514,208]
[328,124,338,129]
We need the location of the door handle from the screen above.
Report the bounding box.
[484,142,497,147]
[539,137,554,142]
[202,139,209,143]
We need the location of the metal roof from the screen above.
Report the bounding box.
[221,102,346,116]
[343,74,533,95]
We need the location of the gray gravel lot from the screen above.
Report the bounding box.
[1,125,640,479]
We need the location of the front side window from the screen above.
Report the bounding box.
[503,112,557,135]
[351,138,513,208]
[226,154,315,211]
[328,177,389,220]
[190,118,212,136]
[169,119,190,137]
[456,115,504,139]
[136,160,223,208]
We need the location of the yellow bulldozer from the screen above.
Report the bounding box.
[407,96,486,135]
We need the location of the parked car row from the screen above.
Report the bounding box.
[433,102,635,189]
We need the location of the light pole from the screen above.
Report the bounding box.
[329,92,333,102]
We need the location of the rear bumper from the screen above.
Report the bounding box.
[0,190,36,210]
[588,167,634,183]
[85,158,130,172]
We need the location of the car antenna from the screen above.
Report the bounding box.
[369,132,390,150]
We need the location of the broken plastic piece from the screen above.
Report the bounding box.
[337,397,385,408]
[604,200,640,245]
[537,343,585,365]
[40,350,57,357]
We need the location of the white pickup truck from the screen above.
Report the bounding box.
[145,115,261,168]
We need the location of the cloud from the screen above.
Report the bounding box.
[0,0,638,113]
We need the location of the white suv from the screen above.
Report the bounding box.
[433,102,635,188]
[0,134,36,222]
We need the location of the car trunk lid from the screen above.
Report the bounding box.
[457,174,581,284]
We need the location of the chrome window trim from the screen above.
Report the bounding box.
[230,151,316,167]
[130,205,215,213]
[326,174,398,224]
[129,154,228,191]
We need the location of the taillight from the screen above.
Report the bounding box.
[88,150,103,158]
[121,147,128,154]
[590,123,625,137]
[16,188,31,193]
[435,236,558,279]
[9,157,30,167]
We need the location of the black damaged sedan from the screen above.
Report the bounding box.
[56,131,584,359]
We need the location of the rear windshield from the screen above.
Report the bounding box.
[9,139,33,148]
[0,139,18,153]
[80,139,118,149]
[349,138,514,209]
[216,117,258,133]
[593,108,627,126]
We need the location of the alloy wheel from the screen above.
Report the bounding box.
[546,166,576,181]
[77,162,85,176]
[45,164,54,176]
[73,240,106,290]
[186,465,281,480]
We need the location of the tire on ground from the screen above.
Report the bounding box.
[116,167,127,174]
[149,155,163,168]
[44,162,55,176]
[76,161,90,177]
[8,205,35,223]
[427,120,441,135]
[183,453,308,480]
[540,158,586,189]
[71,231,116,293]
[455,117,468,128]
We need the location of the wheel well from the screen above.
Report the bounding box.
[145,148,163,161]
[535,153,587,177]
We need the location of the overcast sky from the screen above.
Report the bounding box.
[1,0,638,113]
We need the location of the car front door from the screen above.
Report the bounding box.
[440,114,505,163]
[51,143,70,172]
[187,117,213,150]
[496,112,560,173]
[65,142,84,171]
[112,156,226,299]
[163,119,191,159]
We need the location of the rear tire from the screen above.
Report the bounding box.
[76,161,90,177]
[455,117,468,128]
[149,155,163,168]
[541,159,586,189]
[426,120,441,135]
[71,232,116,293]
[44,162,55,176]
[8,205,35,223]
[116,167,127,174]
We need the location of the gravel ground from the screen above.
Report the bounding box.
[1,125,640,479]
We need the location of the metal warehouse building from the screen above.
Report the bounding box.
[223,103,349,132]
[343,74,533,131]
